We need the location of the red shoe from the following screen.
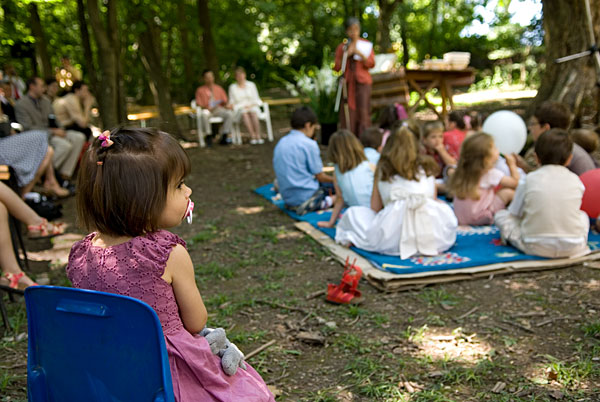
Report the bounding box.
[326,257,363,304]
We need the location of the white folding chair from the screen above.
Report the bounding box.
[190,100,228,148]
[232,100,274,145]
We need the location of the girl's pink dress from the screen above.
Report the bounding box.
[67,230,274,402]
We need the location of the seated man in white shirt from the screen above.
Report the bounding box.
[53,81,95,139]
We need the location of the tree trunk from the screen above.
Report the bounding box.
[197,0,219,77]
[534,0,600,125]
[76,0,98,96]
[399,4,410,66]
[376,0,402,53]
[28,3,52,80]
[177,1,194,87]
[138,18,182,138]
[107,0,127,123]
[427,0,440,56]
[86,0,121,128]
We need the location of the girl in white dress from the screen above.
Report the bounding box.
[335,125,457,259]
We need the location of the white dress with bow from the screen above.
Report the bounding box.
[335,173,457,259]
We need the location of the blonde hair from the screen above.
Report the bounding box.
[328,129,366,173]
[423,121,444,139]
[377,125,438,182]
[449,132,495,200]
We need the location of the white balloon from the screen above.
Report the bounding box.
[482,110,527,155]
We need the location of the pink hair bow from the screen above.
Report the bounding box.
[98,131,114,148]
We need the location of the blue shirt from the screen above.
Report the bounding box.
[364,147,380,165]
[335,160,374,207]
[273,130,323,206]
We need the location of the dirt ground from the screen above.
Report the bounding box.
[1,111,600,402]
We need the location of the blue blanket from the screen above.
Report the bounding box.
[255,184,600,275]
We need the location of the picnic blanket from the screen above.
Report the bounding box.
[255,183,600,290]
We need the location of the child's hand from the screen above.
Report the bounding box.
[317,221,334,228]
[434,142,446,154]
[505,153,517,167]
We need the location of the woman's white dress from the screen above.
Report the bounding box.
[228,81,261,121]
[335,173,457,259]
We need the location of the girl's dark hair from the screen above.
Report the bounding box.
[377,104,399,130]
[448,111,466,130]
[77,127,191,237]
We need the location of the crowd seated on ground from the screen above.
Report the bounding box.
[272,102,599,261]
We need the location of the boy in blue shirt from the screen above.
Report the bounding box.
[273,106,334,215]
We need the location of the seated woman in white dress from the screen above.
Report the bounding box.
[318,130,375,228]
[228,67,263,144]
[335,125,457,259]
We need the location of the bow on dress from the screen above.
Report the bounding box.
[389,188,437,260]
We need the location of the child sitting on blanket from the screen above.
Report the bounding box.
[421,120,457,195]
[449,133,519,226]
[318,130,374,228]
[443,110,468,160]
[494,129,590,258]
[360,127,383,165]
[335,125,457,259]
[273,106,335,215]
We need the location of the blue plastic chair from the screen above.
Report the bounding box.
[25,286,175,402]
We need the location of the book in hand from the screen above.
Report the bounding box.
[353,40,373,61]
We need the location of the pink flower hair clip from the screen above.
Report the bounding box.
[98,130,114,148]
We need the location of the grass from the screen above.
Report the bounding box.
[401,324,429,342]
[228,329,268,346]
[419,288,459,307]
[544,354,597,389]
[441,359,496,386]
[195,261,236,282]
[581,321,600,338]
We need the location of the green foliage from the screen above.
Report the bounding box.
[0,0,544,107]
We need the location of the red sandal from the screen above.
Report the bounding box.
[326,257,363,305]
[1,272,38,291]
[27,218,66,239]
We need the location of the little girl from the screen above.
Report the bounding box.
[66,128,274,402]
[318,130,374,228]
[422,121,457,195]
[449,132,519,226]
[335,125,457,259]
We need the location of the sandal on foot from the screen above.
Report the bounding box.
[326,257,363,305]
[0,272,38,292]
[42,185,71,199]
[27,218,66,239]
